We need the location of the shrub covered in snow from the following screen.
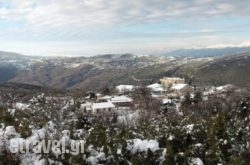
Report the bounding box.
[0,89,249,164]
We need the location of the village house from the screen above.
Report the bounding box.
[110,95,133,108]
[99,95,133,109]
[147,83,165,94]
[203,84,235,98]
[171,83,193,95]
[91,102,116,114]
[116,85,135,94]
[160,77,185,87]
[98,95,112,102]
[161,98,177,112]
[215,84,235,94]
[80,101,116,114]
[80,102,92,113]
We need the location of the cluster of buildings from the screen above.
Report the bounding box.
[78,77,194,114]
[11,77,237,115]
[80,95,133,114]
[116,77,192,96]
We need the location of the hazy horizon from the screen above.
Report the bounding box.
[1,0,250,56]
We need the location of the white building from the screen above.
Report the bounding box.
[116,85,135,93]
[147,83,164,93]
[160,77,185,87]
[110,95,133,108]
[110,96,133,103]
[80,102,92,113]
[171,84,193,94]
[92,102,116,113]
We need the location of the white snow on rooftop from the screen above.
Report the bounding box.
[216,86,224,91]
[147,83,162,89]
[147,83,164,92]
[116,85,135,92]
[171,84,188,90]
[92,102,115,110]
[216,84,233,91]
[110,96,133,103]
[162,99,172,104]
[100,95,112,100]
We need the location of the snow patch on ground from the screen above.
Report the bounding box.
[188,157,204,165]
[15,103,30,110]
[117,110,140,125]
[127,139,159,153]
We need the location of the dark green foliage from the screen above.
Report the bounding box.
[0,85,249,164]
[0,151,20,165]
[76,115,91,130]
[193,91,203,104]
[182,92,192,106]
[0,107,16,126]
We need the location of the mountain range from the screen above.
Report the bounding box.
[1,47,250,90]
[166,46,250,58]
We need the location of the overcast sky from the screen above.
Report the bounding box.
[1,0,250,56]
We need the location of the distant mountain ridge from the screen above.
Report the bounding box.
[165,52,250,87]
[0,51,25,58]
[166,46,250,58]
[194,53,250,86]
[0,51,171,90]
[1,50,250,90]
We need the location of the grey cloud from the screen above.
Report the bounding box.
[1,0,250,30]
